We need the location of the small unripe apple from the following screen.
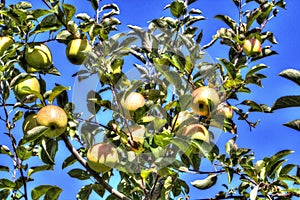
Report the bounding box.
[25,43,52,69]
[180,124,210,143]
[87,143,119,173]
[191,86,220,117]
[217,104,233,119]
[123,92,146,111]
[125,125,146,153]
[14,77,41,103]
[242,38,262,56]
[0,36,14,55]
[22,113,38,135]
[66,39,92,65]
[36,105,68,138]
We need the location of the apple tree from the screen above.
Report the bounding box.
[0,0,299,199]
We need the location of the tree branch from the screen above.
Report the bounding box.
[61,135,130,200]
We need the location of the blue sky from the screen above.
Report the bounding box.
[1,0,300,199]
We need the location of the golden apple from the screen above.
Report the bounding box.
[36,105,68,138]
[87,143,119,173]
[242,38,262,56]
[0,36,14,55]
[191,86,220,117]
[14,77,40,103]
[123,92,146,111]
[180,124,210,143]
[66,39,92,65]
[25,43,52,69]
[22,113,38,135]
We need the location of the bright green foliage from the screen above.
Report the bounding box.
[1,0,298,200]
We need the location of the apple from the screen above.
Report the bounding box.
[242,38,262,56]
[125,125,146,153]
[66,39,92,65]
[86,143,119,173]
[22,113,38,135]
[0,36,14,55]
[14,77,41,103]
[36,105,68,138]
[25,43,52,69]
[172,111,193,130]
[190,86,220,117]
[123,92,146,111]
[217,103,233,119]
[180,124,210,143]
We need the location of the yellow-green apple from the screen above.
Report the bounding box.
[36,105,68,138]
[0,36,14,55]
[22,113,38,135]
[25,43,52,70]
[87,143,119,173]
[66,39,92,65]
[172,111,193,130]
[242,38,262,56]
[191,86,220,117]
[178,124,210,143]
[217,103,233,119]
[123,92,146,111]
[14,77,40,103]
[125,125,146,153]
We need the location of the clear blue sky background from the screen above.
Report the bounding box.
[1,0,300,199]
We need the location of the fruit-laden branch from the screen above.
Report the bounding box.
[61,135,130,200]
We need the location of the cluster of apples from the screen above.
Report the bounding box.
[85,88,233,173]
[0,36,93,139]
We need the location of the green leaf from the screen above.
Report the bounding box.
[68,168,90,180]
[279,69,300,86]
[13,110,23,122]
[215,15,236,30]
[246,64,268,78]
[62,4,76,22]
[0,189,10,199]
[22,126,48,144]
[250,185,259,200]
[191,174,218,190]
[218,58,236,79]
[0,165,9,172]
[265,150,294,178]
[170,0,187,18]
[16,1,32,9]
[285,188,300,196]
[44,186,62,200]
[246,8,261,30]
[39,139,58,165]
[283,120,300,132]
[92,184,105,197]
[16,145,32,161]
[0,178,15,189]
[31,14,62,35]
[280,164,296,176]
[48,85,70,104]
[0,145,12,157]
[31,185,62,200]
[28,165,53,178]
[272,95,300,111]
[32,9,53,19]
[77,184,93,200]
[62,154,77,169]
[56,30,73,43]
